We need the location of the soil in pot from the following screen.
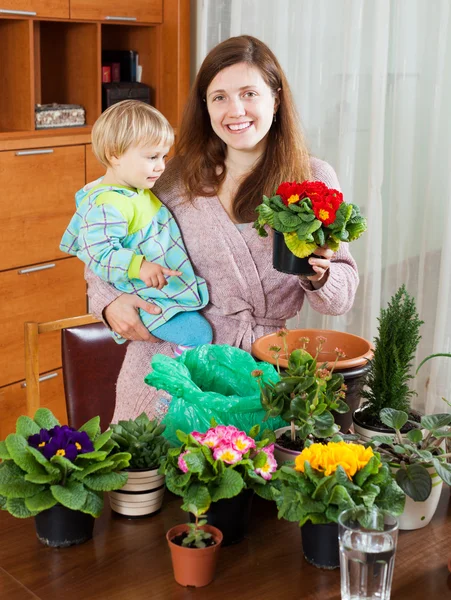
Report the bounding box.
[171,533,217,549]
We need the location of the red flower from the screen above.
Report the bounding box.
[312,200,337,226]
[276,181,305,206]
[297,180,329,201]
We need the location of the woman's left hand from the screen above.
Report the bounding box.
[306,246,334,288]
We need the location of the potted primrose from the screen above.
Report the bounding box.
[108,413,170,518]
[253,339,351,465]
[370,405,451,530]
[270,440,405,568]
[0,408,130,547]
[353,285,424,441]
[253,179,367,276]
[160,423,277,546]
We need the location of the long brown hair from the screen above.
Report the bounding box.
[176,35,312,222]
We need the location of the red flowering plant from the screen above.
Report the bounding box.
[253,180,367,258]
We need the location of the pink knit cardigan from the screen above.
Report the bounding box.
[86,157,359,422]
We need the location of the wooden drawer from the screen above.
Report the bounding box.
[70,0,163,23]
[0,145,85,271]
[0,257,87,388]
[0,0,69,19]
[86,144,105,183]
[0,369,67,440]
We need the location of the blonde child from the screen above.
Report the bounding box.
[61,100,212,354]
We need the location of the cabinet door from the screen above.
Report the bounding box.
[0,0,69,18]
[0,145,85,271]
[70,0,163,23]
[0,257,86,387]
[0,369,67,440]
[86,144,105,183]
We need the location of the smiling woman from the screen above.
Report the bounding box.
[85,35,359,423]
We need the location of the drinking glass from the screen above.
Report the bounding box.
[338,507,399,600]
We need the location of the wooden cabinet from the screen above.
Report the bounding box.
[70,0,163,23]
[0,369,67,439]
[0,145,85,271]
[0,258,87,387]
[0,0,69,19]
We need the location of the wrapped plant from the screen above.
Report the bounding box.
[370,407,451,502]
[160,423,278,513]
[0,408,130,518]
[272,440,405,525]
[109,412,170,470]
[253,180,367,258]
[254,339,349,444]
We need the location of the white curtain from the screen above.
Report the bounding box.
[193,0,451,414]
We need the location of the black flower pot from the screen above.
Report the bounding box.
[300,521,339,569]
[273,230,315,276]
[34,505,95,548]
[189,489,254,546]
[332,361,371,433]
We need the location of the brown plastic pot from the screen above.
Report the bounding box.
[166,523,223,587]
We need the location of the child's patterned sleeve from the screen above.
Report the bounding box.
[77,203,142,284]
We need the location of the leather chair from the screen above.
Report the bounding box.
[24,315,129,430]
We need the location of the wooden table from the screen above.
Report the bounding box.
[1,489,450,599]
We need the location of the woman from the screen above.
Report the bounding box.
[86,35,359,422]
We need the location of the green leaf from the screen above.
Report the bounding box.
[374,478,405,516]
[25,490,58,512]
[184,450,207,473]
[93,430,114,451]
[380,408,408,431]
[372,435,396,446]
[73,460,116,480]
[275,486,305,522]
[406,429,423,443]
[278,211,301,230]
[314,411,334,430]
[176,430,188,444]
[5,434,46,475]
[248,424,260,440]
[78,416,101,440]
[0,441,11,460]
[253,451,268,470]
[327,484,355,511]
[432,459,451,486]
[415,353,451,374]
[15,416,40,438]
[347,218,367,241]
[181,483,211,515]
[283,232,317,258]
[24,472,59,485]
[165,470,190,495]
[0,462,43,499]
[26,446,61,477]
[51,480,87,511]
[395,463,432,502]
[210,468,244,502]
[33,408,60,430]
[50,455,83,472]
[420,413,451,431]
[6,497,39,518]
[75,451,108,462]
[83,471,128,492]
[79,489,104,518]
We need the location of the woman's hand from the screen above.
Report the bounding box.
[306,246,334,289]
[104,294,162,342]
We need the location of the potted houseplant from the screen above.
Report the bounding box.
[253,180,367,275]
[370,406,451,530]
[252,328,373,432]
[160,423,277,545]
[270,440,405,568]
[108,413,170,518]
[0,408,130,547]
[166,508,223,588]
[253,339,351,465]
[353,285,424,441]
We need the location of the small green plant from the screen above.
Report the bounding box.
[109,413,170,470]
[361,285,423,421]
[0,408,130,518]
[254,338,349,443]
[370,406,451,502]
[181,517,213,549]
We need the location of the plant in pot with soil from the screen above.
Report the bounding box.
[353,285,424,441]
[0,408,130,547]
[370,406,451,530]
[254,340,351,465]
[270,440,405,569]
[160,423,277,546]
[108,413,170,518]
[166,507,223,588]
[253,179,367,275]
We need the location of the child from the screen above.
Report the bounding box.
[60,100,212,355]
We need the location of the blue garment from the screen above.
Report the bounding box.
[153,311,213,346]
[60,183,209,344]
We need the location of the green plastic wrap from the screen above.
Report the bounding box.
[145,344,285,446]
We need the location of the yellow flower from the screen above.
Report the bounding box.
[287,194,300,204]
[294,441,374,480]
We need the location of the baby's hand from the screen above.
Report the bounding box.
[139,261,182,290]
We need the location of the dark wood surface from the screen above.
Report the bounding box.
[1,489,450,600]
